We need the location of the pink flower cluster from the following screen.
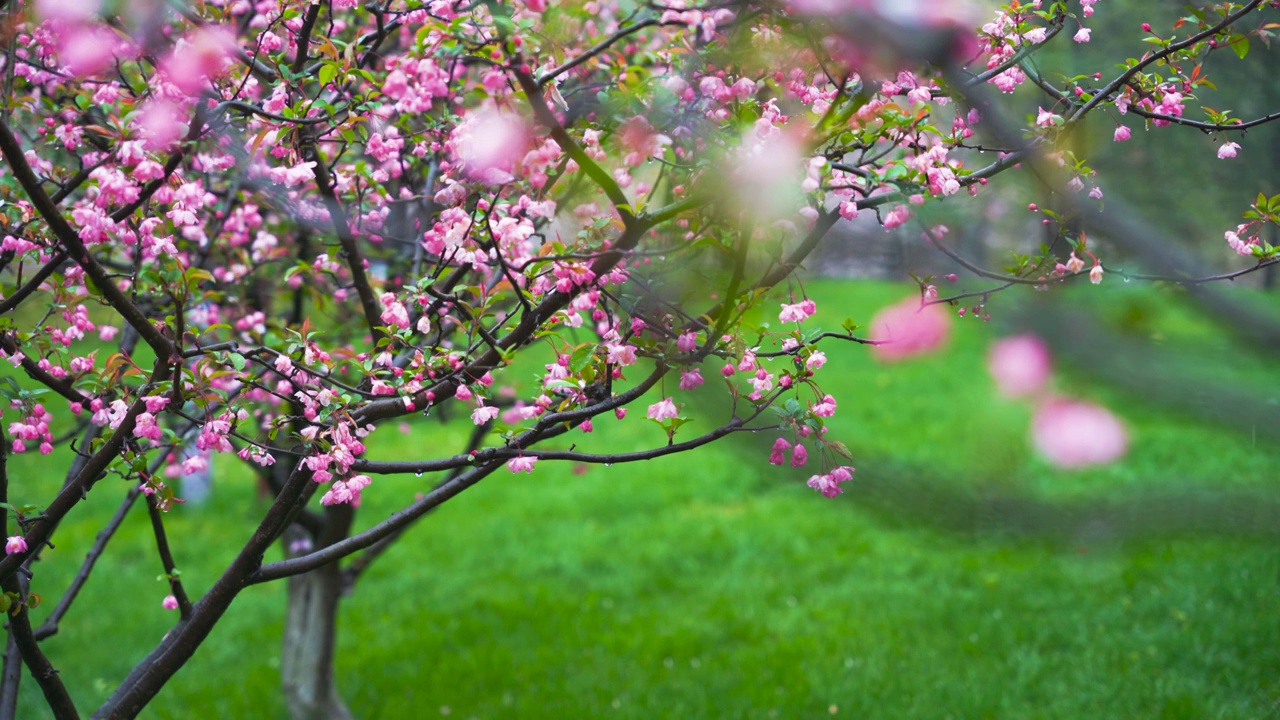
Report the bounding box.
[320,474,372,507]
[8,403,54,455]
[806,466,855,498]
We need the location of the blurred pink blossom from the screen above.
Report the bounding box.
[988,335,1051,398]
[134,100,188,151]
[36,0,100,23]
[451,108,529,184]
[1031,398,1129,468]
[161,26,237,96]
[59,25,123,77]
[869,296,950,361]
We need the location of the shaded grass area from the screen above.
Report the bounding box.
[10,280,1280,718]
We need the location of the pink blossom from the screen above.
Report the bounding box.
[4,536,26,555]
[811,394,837,417]
[606,343,637,366]
[1089,263,1104,285]
[882,205,911,229]
[1073,27,1091,43]
[1113,126,1131,142]
[805,351,827,371]
[768,437,792,465]
[1031,398,1129,468]
[806,467,854,498]
[1217,142,1240,159]
[779,301,812,323]
[507,456,537,473]
[839,200,859,220]
[162,594,179,610]
[988,335,1051,398]
[869,297,951,362]
[677,332,698,353]
[143,395,171,413]
[790,443,808,467]
[471,405,499,425]
[1035,107,1060,128]
[679,368,704,390]
[1065,252,1085,274]
[647,397,679,421]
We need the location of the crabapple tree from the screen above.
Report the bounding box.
[0,0,1276,717]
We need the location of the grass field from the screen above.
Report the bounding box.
[11,279,1280,719]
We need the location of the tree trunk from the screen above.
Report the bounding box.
[281,545,352,720]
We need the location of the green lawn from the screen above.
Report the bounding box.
[11,279,1280,718]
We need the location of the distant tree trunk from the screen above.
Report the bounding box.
[279,469,355,720]
[281,555,351,720]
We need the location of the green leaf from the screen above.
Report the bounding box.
[1230,34,1250,59]
[318,62,338,87]
[569,345,595,374]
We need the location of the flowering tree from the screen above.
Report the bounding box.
[0,0,1276,717]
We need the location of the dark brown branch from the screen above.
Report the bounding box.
[1125,106,1280,133]
[291,2,322,75]
[0,632,21,720]
[302,132,388,348]
[248,459,505,585]
[354,363,667,474]
[1,574,78,719]
[257,391,782,585]
[341,422,489,589]
[144,494,192,619]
